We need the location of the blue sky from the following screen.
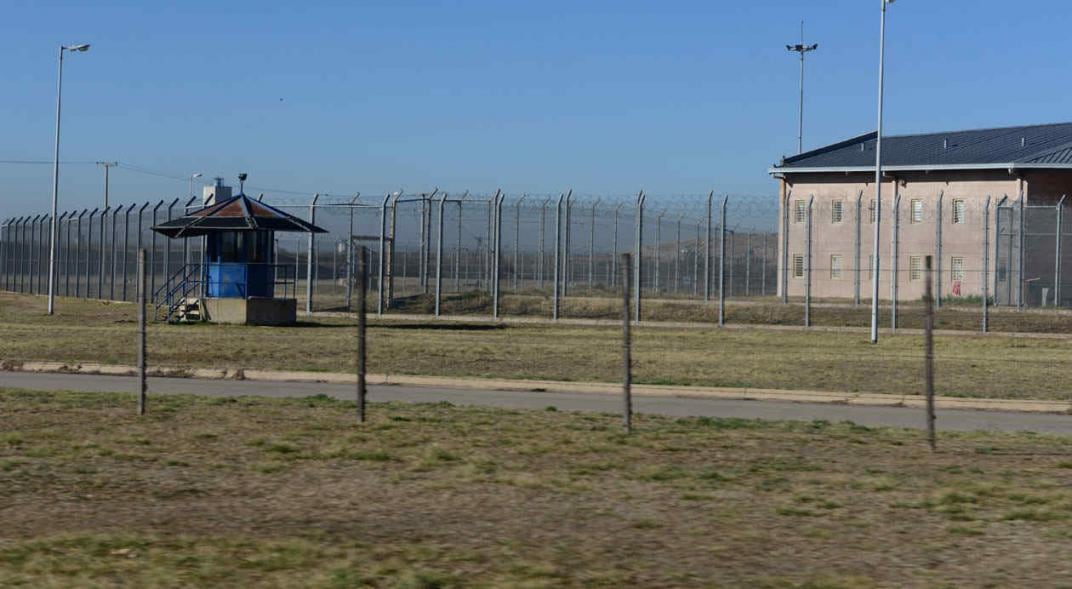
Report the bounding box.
[2,0,1071,216]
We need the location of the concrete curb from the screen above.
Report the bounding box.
[3,360,1069,415]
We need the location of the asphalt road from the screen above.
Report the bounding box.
[2,371,1069,434]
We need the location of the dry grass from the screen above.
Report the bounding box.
[2,388,1071,588]
[3,293,1072,402]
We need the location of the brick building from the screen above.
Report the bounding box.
[769,122,1072,304]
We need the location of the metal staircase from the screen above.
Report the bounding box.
[153,264,206,323]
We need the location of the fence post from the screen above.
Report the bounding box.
[891,192,901,331]
[564,191,574,297]
[1055,195,1066,307]
[553,191,566,320]
[123,205,133,301]
[654,210,665,294]
[305,194,319,314]
[149,201,163,301]
[376,193,389,314]
[455,196,465,291]
[588,198,600,290]
[611,203,622,288]
[674,215,683,293]
[634,191,645,323]
[137,248,147,416]
[719,195,728,326]
[182,196,197,266]
[0,219,7,291]
[745,230,752,297]
[1018,191,1025,309]
[538,199,548,290]
[356,245,368,423]
[514,195,525,292]
[29,216,40,294]
[693,222,700,297]
[435,192,448,317]
[162,199,178,299]
[935,191,944,308]
[854,190,863,307]
[761,232,768,296]
[983,196,991,332]
[388,192,400,304]
[704,190,713,302]
[110,207,120,300]
[86,208,98,299]
[67,213,76,296]
[620,252,633,434]
[805,196,813,328]
[492,190,504,319]
[98,207,111,298]
[924,254,936,451]
[781,190,791,304]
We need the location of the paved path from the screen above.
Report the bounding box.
[3,371,1069,434]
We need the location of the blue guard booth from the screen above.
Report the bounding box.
[152,180,326,325]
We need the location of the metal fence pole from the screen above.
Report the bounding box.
[0,219,7,291]
[563,192,574,297]
[704,190,713,302]
[305,194,319,314]
[137,248,147,416]
[634,191,645,323]
[745,230,752,297]
[762,232,769,296]
[514,195,525,292]
[924,255,936,451]
[693,222,700,297]
[85,208,98,299]
[388,192,400,304]
[377,193,390,315]
[110,207,120,300]
[162,199,178,299]
[345,198,356,310]
[1055,195,1066,307]
[455,197,464,291]
[674,215,683,293]
[781,191,791,304]
[28,216,39,294]
[553,191,567,320]
[654,210,665,294]
[611,203,622,289]
[538,199,548,290]
[134,204,147,301]
[983,196,991,332]
[891,193,901,331]
[492,190,504,319]
[620,252,633,434]
[182,196,197,266]
[122,205,133,301]
[435,193,448,317]
[805,196,813,328]
[1018,192,1025,309]
[98,206,110,298]
[935,191,943,308]
[588,198,599,290]
[356,245,367,423]
[149,201,162,302]
[719,196,728,326]
[854,190,863,307]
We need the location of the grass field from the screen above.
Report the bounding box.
[3,293,1072,402]
[2,388,1070,588]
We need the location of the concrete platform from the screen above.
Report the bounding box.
[202,297,297,325]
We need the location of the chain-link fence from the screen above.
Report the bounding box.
[7,188,1070,329]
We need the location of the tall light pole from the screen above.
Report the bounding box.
[870,0,895,344]
[786,21,818,155]
[47,43,91,316]
[96,161,117,208]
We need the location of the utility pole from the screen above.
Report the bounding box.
[96,162,117,209]
[786,21,818,154]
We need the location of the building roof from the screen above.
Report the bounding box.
[152,194,327,238]
[771,122,1072,174]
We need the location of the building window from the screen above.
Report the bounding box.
[792,254,805,278]
[952,199,966,224]
[831,200,844,224]
[830,255,843,279]
[951,257,965,281]
[794,200,806,224]
[911,199,924,223]
[909,256,923,281]
[869,200,877,224]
